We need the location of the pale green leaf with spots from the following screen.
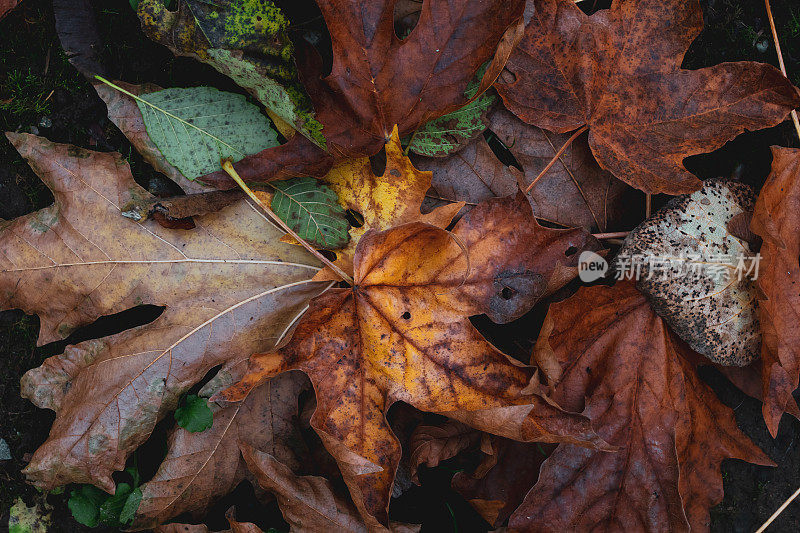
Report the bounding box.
[271,177,350,250]
[134,86,279,180]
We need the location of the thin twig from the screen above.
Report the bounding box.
[645,194,652,218]
[222,160,355,286]
[525,125,588,193]
[764,0,800,142]
[592,231,630,240]
[755,486,800,533]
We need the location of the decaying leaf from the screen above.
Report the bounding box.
[121,189,245,230]
[153,507,262,533]
[414,107,632,231]
[510,281,772,531]
[494,0,800,194]
[452,438,551,528]
[132,371,311,529]
[751,147,800,437]
[201,0,525,185]
[409,420,480,482]
[270,177,350,250]
[217,194,606,527]
[406,65,497,158]
[0,134,327,493]
[317,127,463,277]
[136,0,323,147]
[242,445,417,532]
[616,179,760,366]
[0,0,18,20]
[8,497,51,533]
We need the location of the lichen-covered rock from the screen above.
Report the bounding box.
[615,179,759,366]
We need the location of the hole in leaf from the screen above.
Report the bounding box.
[484,130,522,171]
[402,311,411,320]
[370,146,387,176]
[319,249,337,261]
[498,69,516,84]
[565,246,577,257]
[346,209,364,228]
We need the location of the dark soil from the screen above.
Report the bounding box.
[1,0,800,531]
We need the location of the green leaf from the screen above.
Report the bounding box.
[98,483,131,526]
[130,85,279,180]
[119,487,142,525]
[68,486,106,528]
[270,177,350,250]
[136,0,325,148]
[174,394,214,433]
[407,65,496,157]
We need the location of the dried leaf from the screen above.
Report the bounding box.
[409,420,480,482]
[0,134,327,492]
[201,0,525,184]
[751,147,800,437]
[511,281,772,532]
[494,0,800,194]
[616,180,759,366]
[413,107,632,231]
[121,189,245,230]
[242,445,417,533]
[218,194,606,527]
[132,371,310,529]
[0,0,18,20]
[318,127,463,277]
[452,438,550,528]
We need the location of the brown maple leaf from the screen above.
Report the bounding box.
[511,280,772,532]
[494,0,800,195]
[0,134,328,492]
[202,0,526,185]
[751,147,800,438]
[413,106,634,231]
[216,193,607,527]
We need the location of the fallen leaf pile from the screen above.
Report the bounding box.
[2,0,800,531]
